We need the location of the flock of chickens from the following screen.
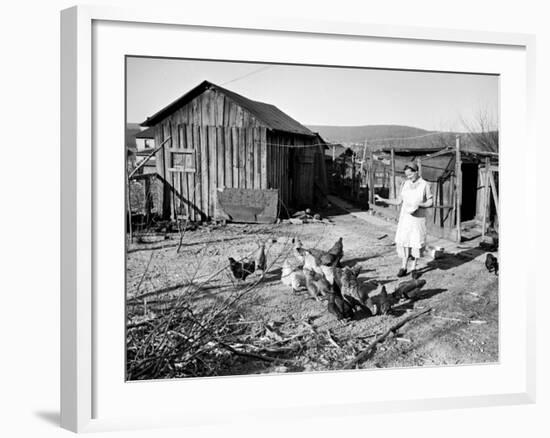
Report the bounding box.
[227,236,499,324]
[228,237,427,324]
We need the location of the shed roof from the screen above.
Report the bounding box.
[141,80,315,137]
[135,126,155,139]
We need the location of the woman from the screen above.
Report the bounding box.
[375,162,433,277]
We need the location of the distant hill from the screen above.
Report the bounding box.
[306,124,432,144]
[307,124,498,154]
[126,123,142,149]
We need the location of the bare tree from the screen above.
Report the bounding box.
[461,108,499,153]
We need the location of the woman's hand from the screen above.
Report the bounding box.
[418,199,434,208]
[374,194,383,203]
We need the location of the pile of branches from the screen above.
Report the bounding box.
[126,237,300,380]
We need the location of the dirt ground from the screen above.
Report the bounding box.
[126,205,498,378]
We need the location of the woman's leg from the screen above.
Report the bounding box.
[401,248,410,269]
[410,256,418,272]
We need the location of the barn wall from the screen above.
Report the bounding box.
[265,133,320,211]
[154,120,269,220]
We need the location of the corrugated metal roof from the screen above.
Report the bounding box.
[141,80,315,137]
[135,126,155,139]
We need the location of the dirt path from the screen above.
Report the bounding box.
[126,205,498,376]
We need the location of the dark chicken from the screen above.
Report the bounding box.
[326,237,344,266]
[485,253,498,275]
[228,257,256,281]
[340,265,370,305]
[393,279,427,300]
[256,242,267,272]
[326,288,354,322]
[365,285,392,316]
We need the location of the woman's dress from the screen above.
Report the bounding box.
[394,178,432,258]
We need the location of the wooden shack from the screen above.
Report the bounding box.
[140,80,327,221]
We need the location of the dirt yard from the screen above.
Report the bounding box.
[126,205,498,379]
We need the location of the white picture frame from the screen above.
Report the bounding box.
[60,5,536,433]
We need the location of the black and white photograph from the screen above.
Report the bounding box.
[125,57,499,381]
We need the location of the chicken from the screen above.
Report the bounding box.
[296,237,344,267]
[326,288,355,322]
[326,237,344,266]
[281,260,306,292]
[228,257,256,281]
[303,268,331,301]
[340,265,371,305]
[365,284,392,316]
[255,242,267,272]
[393,279,427,300]
[292,237,304,261]
[297,247,325,276]
[485,253,498,275]
[319,264,342,288]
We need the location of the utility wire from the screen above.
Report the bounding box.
[220,66,272,86]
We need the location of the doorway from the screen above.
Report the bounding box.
[460,163,478,222]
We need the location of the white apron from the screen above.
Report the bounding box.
[395,178,431,256]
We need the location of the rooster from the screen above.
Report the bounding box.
[393,279,427,300]
[228,257,256,281]
[255,242,267,272]
[485,253,498,276]
[281,260,306,292]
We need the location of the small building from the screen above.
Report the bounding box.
[140,80,327,221]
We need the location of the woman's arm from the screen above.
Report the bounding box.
[418,182,434,208]
[374,193,402,206]
[418,198,433,208]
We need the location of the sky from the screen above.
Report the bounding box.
[126,57,498,132]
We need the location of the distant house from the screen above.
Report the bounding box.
[140,80,328,221]
[135,126,155,150]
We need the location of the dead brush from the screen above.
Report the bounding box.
[126,232,305,380]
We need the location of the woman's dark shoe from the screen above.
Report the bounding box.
[397,268,407,277]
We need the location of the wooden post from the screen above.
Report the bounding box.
[488,170,499,216]
[351,153,356,198]
[332,145,335,162]
[361,139,368,175]
[455,136,462,242]
[391,148,396,211]
[369,149,375,207]
[417,157,422,178]
[481,157,490,237]
[127,176,132,243]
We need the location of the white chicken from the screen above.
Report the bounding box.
[281,260,306,292]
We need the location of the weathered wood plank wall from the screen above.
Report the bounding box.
[151,88,320,220]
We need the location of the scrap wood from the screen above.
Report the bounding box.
[216,340,297,364]
[343,307,432,369]
[325,329,342,349]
